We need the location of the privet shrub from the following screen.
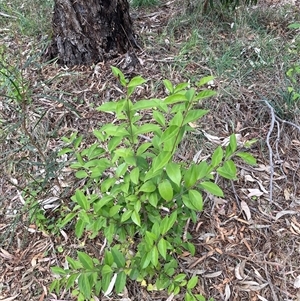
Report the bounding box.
[51,67,256,301]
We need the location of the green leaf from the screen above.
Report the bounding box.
[104,223,116,243]
[111,246,126,268]
[137,142,152,155]
[195,90,216,100]
[236,152,257,165]
[59,212,76,228]
[121,209,133,222]
[51,266,68,275]
[78,273,91,299]
[153,151,172,172]
[93,129,105,141]
[160,215,169,235]
[102,273,113,295]
[166,163,182,187]
[75,170,88,179]
[187,276,198,289]
[109,205,121,217]
[49,279,60,294]
[174,273,186,282]
[199,181,224,197]
[102,264,113,275]
[78,211,91,224]
[158,179,173,201]
[151,246,159,267]
[116,162,128,177]
[143,168,161,181]
[145,231,155,247]
[130,167,140,184]
[101,178,117,193]
[128,75,146,88]
[77,251,94,270]
[66,273,78,290]
[167,211,177,232]
[197,76,215,87]
[163,79,174,93]
[74,190,89,210]
[164,93,187,105]
[174,82,189,92]
[101,124,129,137]
[159,125,179,144]
[134,124,160,135]
[131,210,141,226]
[94,195,113,213]
[158,238,167,260]
[75,219,85,238]
[151,222,161,239]
[211,146,223,168]
[183,109,209,125]
[185,88,196,102]
[183,190,203,211]
[184,164,198,188]
[169,111,183,127]
[149,192,158,207]
[132,98,160,110]
[115,271,127,294]
[108,136,123,152]
[67,256,82,269]
[195,161,209,180]
[153,110,166,126]
[97,101,118,112]
[217,160,237,179]
[288,23,300,29]
[78,292,85,301]
[111,66,127,86]
[141,252,151,269]
[140,180,156,192]
[229,134,237,154]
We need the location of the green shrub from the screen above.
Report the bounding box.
[51,67,256,301]
[202,0,258,13]
[130,0,159,7]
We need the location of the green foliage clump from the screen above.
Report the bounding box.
[130,0,159,7]
[202,0,258,12]
[50,67,256,301]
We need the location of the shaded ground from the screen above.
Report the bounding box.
[1,0,300,300]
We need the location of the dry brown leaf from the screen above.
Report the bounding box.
[244,174,256,182]
[294,275,300,288]
[291,222,300,235]
[203,271,222,278]
[257,295,269,301]
[224,283,231,301]
[275,210,298,220]
[0,295,20,301]
[247,188,264,198]
[284,188,291,200]
[241,201,251,220]
[239,281,268,291]
[235,260,246,280]
[0,248,15,260]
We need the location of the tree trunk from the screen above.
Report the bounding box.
[46,0,136,66]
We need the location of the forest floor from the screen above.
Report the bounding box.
[1,0,300,300]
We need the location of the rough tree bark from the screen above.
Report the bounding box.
[47,0,136,66]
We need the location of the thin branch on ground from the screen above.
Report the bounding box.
[264,262,279,301]
[261,99,276,204]
[275,115,300,132]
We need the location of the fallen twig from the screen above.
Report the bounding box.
[261,99,276,204]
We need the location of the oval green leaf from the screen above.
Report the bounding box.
[158,179,173,201]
